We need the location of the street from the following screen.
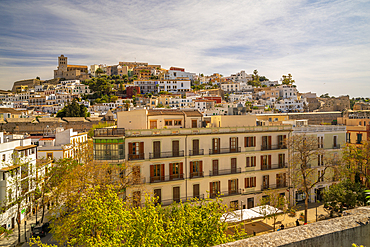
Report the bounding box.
[22,232,59,247]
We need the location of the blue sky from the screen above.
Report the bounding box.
[0,0,369,97]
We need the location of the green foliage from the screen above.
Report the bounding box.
[259,76,269,81]
[248,70,261,87]
[323,179,366,213]
[156,103,164,108]
[320,93,330,98]
[95,68,104,76]
[56,99,89,118]
[281,74,295,85]
[40,187,235,247]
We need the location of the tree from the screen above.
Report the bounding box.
[323,179,366,216]
[342,141,370,185]
[248,70,261,87]
[258,189,289,231]
[281,74,295,85]
[31,187,237,247]
[95,68,104,77]
[56,99,89,118]
[287,134,339,223]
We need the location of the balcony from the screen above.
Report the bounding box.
[332,144,341,149]
[131,177,146,185]
[209,147,241,155]
[189,171,204,179]
[210,189,242,198]
[149,174,184,183]
[149,151,184,159]
[128,153,145,161]
[94,128,125,137]
[261,144,286,151]
[261,163,288,171]
[156,194,205,207]
[189,149,204,156]
[261,183,287,191]
[209,168,241,177]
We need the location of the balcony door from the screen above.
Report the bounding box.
[172,140,179,157]
[212,160,219,176]
[262,175,269,190]
[173,186,180,203]
[193,139,199,155]
[229,137,238,152]
[153,141,161,158]
[212,138,220,154]
[231,158,237,173]
[154,189,161,205]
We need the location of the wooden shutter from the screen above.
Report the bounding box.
[210,182,213,197]
[268,155,271,169]
[180,162,183,178]
[139,142,144,154]
[190,161,193,178]
[253,136,256,147]
[150,165,154,182]
[229,137,232,150]
[254,177,256,187]
[237,179,239,191]
[254,156,257,167]
[218,138,220,151]
[245,178,248,188]
[128,143,133,155]
[200,161,203,175]
[236,137,239,150]
[228,180,231,194]
[268,136,272,147]
[169,163,173,179]
[283,173,286,186]
[246,157,250,167]
[244,137,247,147]
[261,156,263,168]
[161,164,165,181]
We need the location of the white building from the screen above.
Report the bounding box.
[276,85,298,99]
[157,79,191,94]
[221,83,240,93]
[164,68,195,81]
[0,132,37,230]
[229,70,253,83]
[37,128,88,160]
[274,98,307,113]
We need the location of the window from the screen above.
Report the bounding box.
[244,136,256,147]
[333,136,338,148]
[174,120,182,125]
[173,186,180,203]
[128,142,144,160]
[172,140,180,157]
[192,120,197,128]
[169,162,183,179]
[262,175,270,190]
[210,181,220,198]
[276,173,286,188]
[246,156,256,167]
[165,120,173,126]
[150,164,164,182]
[212,138,220,154]
[47,153,53,160]
[190,161,203,178]
[277,135,286,148]
[150,120,157,129]
[193,184,200,199]
[356,134,362,144]
[318,154,324,166]
[318,170,324,182]
[346,133,351,143]
[212,160,219,175]
[154,189,161,204]
[245,177,256,188]
[192,139,199,155]
[278,154,285,168]
[153,141,161,158]
[318,136,324,148]
[133,191,141,207]
[2,154,5,162]
[231,158,237,173]
[230,137,238,152]
[261,155,271,170]
[262,136,272,150]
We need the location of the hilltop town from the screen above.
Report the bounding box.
[1,55,370,246]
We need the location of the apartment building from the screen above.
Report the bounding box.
[157,79,191,94]
[220,83,240,93]
[94,111,291,209]
[337,110,370,144]
[134,80,157,94]
[291,122,346,203]
[0,132,37,230]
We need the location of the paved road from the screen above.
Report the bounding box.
[22,232,59,247]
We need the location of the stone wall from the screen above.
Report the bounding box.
[216,207,370,247]
[0,117,105,135]
[287,112,342,125]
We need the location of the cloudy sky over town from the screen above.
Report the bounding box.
[0,0,369,97]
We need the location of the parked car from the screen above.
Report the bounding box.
[42,222,51,233]
[31,226,46,238]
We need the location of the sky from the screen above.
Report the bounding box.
[0,0,369,97]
